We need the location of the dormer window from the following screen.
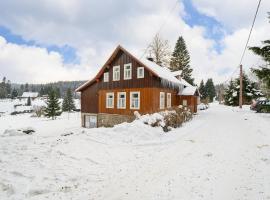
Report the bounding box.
[113,66,120,81]
[137,67,144,78]
[124,63,132,80]
[104,72,109,82]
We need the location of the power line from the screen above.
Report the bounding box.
[140,0,179,59]
[222,0,262,85]
[239,0,262,66]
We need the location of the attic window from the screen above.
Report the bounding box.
[113,66,120,81]
[137,67,144,78]
[124,63,132,80]
[104,72,109,82]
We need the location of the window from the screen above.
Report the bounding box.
[106,92,114,108]
[160,92,165,109]
[124,63,132,80]
[167,93,171,108]
[84,115,97,128]
[117,92,126,109]
[183,100,187,106]
[137,67,144,78]
[130,92,140,109]
[104,72,109,82]
[113,66,120,81]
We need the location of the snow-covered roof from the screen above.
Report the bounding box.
[76,45,193,91]
[179,86,197,96]
[139,58,190,87]
[21,92,39,98]
[171,70,182,77]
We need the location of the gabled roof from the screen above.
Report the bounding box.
[76,45,190,92]
[179,86,197,96]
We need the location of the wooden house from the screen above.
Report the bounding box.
[76,45,199,128]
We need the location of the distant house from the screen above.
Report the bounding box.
[76,45,199,128]
[21,92,39,100]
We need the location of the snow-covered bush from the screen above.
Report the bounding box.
[137,106,192,132]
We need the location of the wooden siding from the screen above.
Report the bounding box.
[179,96,198,113]
[98,50,163,90]
[80,49,178,114]
[98,88,178,115]
[81,83,99,113]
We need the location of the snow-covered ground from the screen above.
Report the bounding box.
[0,101,270,200]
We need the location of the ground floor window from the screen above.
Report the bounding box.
[106,92,114,108]
[130,92,140,109]
[183,99,188,106]
[167,93,171,108]
[117,92,126,109]
[160,92,165,109]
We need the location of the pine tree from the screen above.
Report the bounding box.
[26,97,31,106]
[11,89,18,99]
[62,88,76,112]
[199,80,206,100]
[249,40,270,88]
[44,90,62,120]
[224,74,263,106]
[170,36,194,85]
[205,78,216,102]
[224,80,238,106]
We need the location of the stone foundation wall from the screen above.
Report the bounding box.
[81,112,135,128]
[97,113,135,127]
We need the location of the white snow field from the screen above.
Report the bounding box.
[0,101,270,200]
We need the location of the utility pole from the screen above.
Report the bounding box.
[239,64,243,108]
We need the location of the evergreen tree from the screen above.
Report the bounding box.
[62,88,76,112]
[224,80,238,106]
[205,78,216,102]
[199,80,206,100]
[11,89,18,99]
[0,77,7,98]
[249,40,270,88]
[24,83,29,92]
[224,74,263,106]
[26,97,31,106]
[6,80,11,96]
[44,90,62,120]
[170,36,194,85]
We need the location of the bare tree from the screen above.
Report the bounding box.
[147,34,171,66]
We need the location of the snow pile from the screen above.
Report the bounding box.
[2,127,35,137]
[140,112,165,127]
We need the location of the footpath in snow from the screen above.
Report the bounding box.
[0,103,270,200]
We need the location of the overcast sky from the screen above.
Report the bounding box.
[0,0,269,84]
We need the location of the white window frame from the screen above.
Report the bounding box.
[167,93,171,108]
[103,72,109,82]
[113,66,120,81]
[182,100,188,106]
[106,92,114,108]
[117,92,126,109]
[160,92,165,109]
[137,67,144,79]
[124,63,132,80]
[130,91,140,110]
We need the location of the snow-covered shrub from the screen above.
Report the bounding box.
[137,106,193,132]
